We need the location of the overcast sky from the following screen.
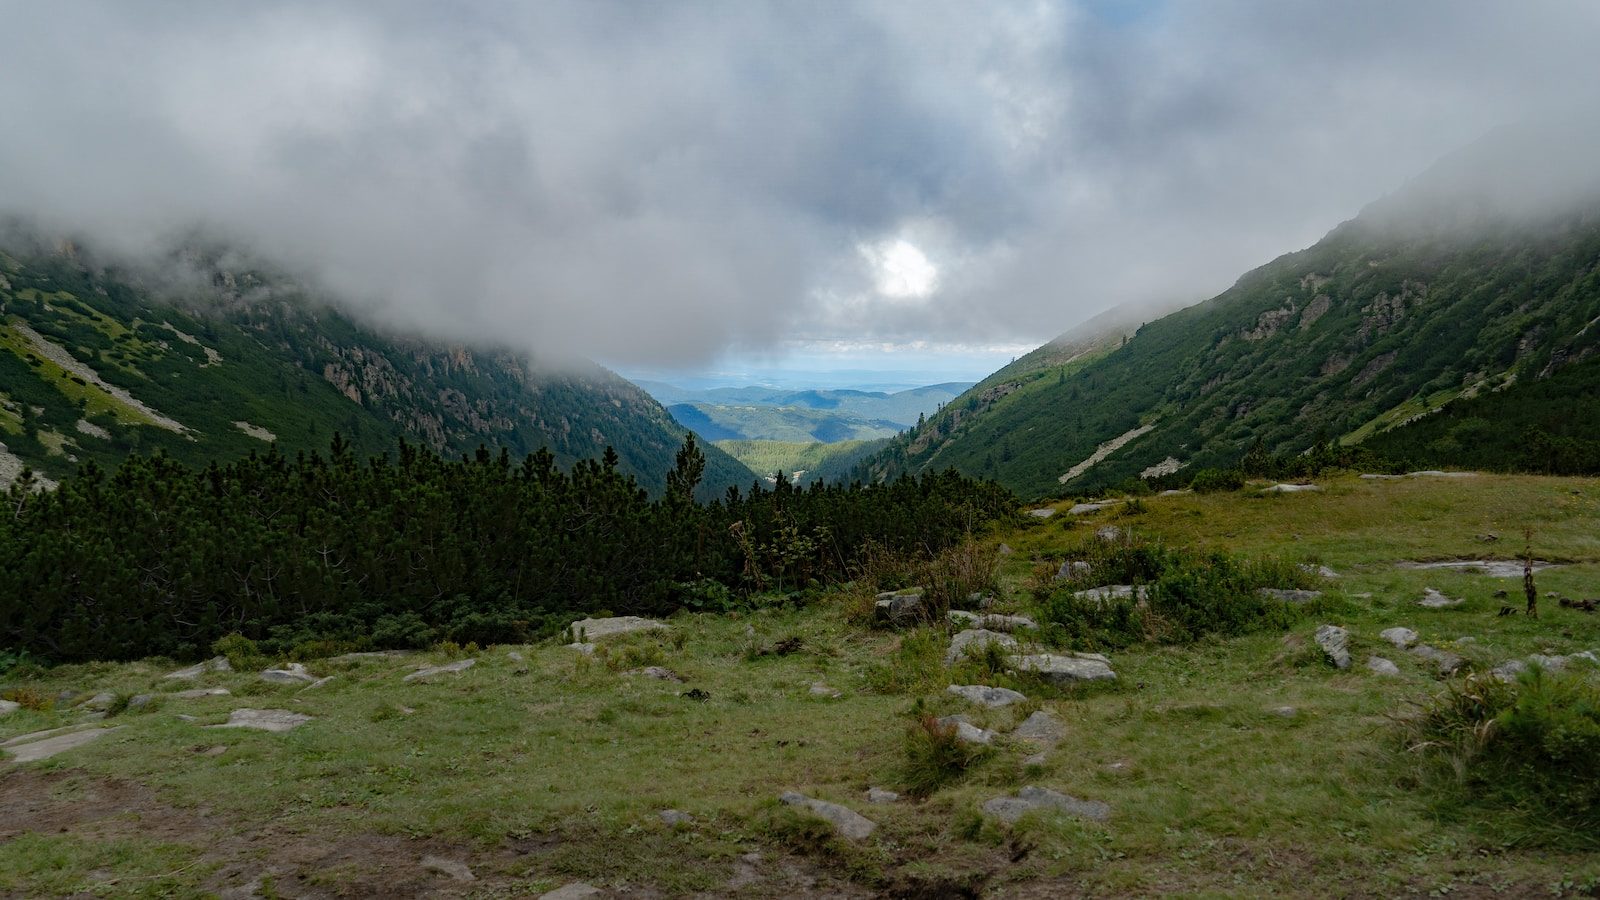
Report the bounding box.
[2,1,1597,383]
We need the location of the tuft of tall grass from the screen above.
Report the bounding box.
[900,715,993,798]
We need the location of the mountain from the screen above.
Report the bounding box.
[713,437,889,487]
[667,402,906,443]
[641,380,971,446]
[0,230,753,498]
[856,124,1600,497]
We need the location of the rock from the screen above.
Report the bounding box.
[3,726,122,762]
[866,787,900,803]
[1314,625,1351,669]
[260,663,316,685]
[1489,659,1527,682]
[936,716,997,745]
[0,700,18,716]
[626,666,683,682]
[875,590,926,626]
[170,688,231,700]
[1056,560,1092,580]
[83,691,117,710]
[1014,653,1117,684]
[328,649,415,663]
[1366,656,1401,676]
[1418,588,1464,609]
[127,694,156,709]
[1027,507,1056,519]
[197,744,228,756]
[507,651,525,662]
[659,809,694,826]
[541,884,603,900]
[997,543,1015,556]
[1012,710,1064,746]
[1410,645,1466,677]
[1300,564,1340,578]
[1095,526,1122,542]
[778,792,877,840]
[207,708,314,732]
[1400,559,1556,577]
[303,676,335,690]
[402,658,476,682]
[945,629,1020,665]
[983,786,1110,824]
[1407,470,1476,478]
[1159,489,1191,496]
[1069,502,1111,515]
[947,684,1027,707]
[808,682,842,699]
[947,610,1038,632]
[1073,584,1147,603]
[568,616,669,642]
[1264,483,1321,493]
[421,855,475,882]
[567,642,597,655]
[1259,588,1322,604]
[164,656,232,679]
[1529,653,1576,672]
[1360,473,1404,480]
[1379,627,1418,649]
[1268,706,1297,717]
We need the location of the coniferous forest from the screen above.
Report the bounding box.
[0,435,1014,663]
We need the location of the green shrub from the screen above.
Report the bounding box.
[370,612,438,649]
[1188,468,1245,493]
[900,715,993,798]
[210,633,267,671]
[0,686,54,711]
[1398,667,1600,843]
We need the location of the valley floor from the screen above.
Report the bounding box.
[3,473,1600,898]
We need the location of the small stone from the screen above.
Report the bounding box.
[945,629,1019,665]
[1014,652,1117,684]
[507,651,525,662]
[568,616,669,642]
[541,884,603,900]
[1314,624,1351,669]
[1068,502,1109,515]
[997,543,1015,556]
[1300,564,1340,578]
[127,694,155,709]
[164,656,232,680]
[626,666,683,682]
[83,692,117,710]
[207,708,313,732]
[402,658,476,682]
[1489,659,1527,682]
[866,787,900,803]
[198,744,228,756]
[1410,645,1466,677]
[1366,656,1401,676]
[936,716,997,745]
[421,855,475,882]
[983,785,1110,824]
[1418,588,1464,609]
[1027,507,1056,519]
[174,714,198,722]
[659,809,694,826]
[1095,526,1122,542]
[779,792,877,840]
[0,700,19,716]
[170,688,231,700]
[808,682,842,699]
[3,726,122,762]
[1379,627,1418,649]
[947,684,1027,708]
[260,663,316,684]
[1268,706,1297,717]
[302,676,335,690]
[1259,588,1322,604]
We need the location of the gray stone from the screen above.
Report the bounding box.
[328,650,415,663]
[1012,710,1064,746]
[1300,564,1340,578]
[875,590,926,626]
[1366,656,1401,676]
[127,694,156,709]
[1489,659,1527,682]
[1069,502,1112,515]
[1073,584,1147,604]
[421,855,475,882]
[83,691,117,710]
[3,726,121,763]
[808,682,842,699]
[947,610,1038,632]
[0,700,18,716]
[260,663,316,684]
[208,708,314,732]
[947,684,1027,708]
[507,651,525,662]
[1314,624,1351,669]
[936,716,997,745]
[1259,588,1323,604]
[997,543,1015,555]
[1095,526,1122,542]
[1056,560,1093,580]
[303,676,335,690]
[568,616,669,642]
[402,658,476,682]
[626,666,683,682]
[566,642,596,655]
[945,629,1019,665]
[1399,559,1556,578]
[1418,588,1464,609]
[779,791,877,840]
[1410,645,1466,677]
[1159,489,1192,496]
[541,884,603,900]
[1027,507,1056,519]
[866,787,900,803]
[164,656,232,679]
[170,688,231,700]
[659,809,694,826]
[1268,706,1297,717]
[1014,653,1116,684]
[1379,627,1418,649]
[983,786,1110,824]
[1407,470,1477,478]
[1360,473,1405,480]
[1264,483,1321,493]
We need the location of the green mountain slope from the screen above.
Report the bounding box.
[669,402,904,443]
[0,234,752,498]
[713,438,889,487]
[856,126,1600,497]
[642,382,972,428]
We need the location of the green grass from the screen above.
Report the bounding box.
[0,320,160,426]
[4,473,1600,895]
[713,438,887,485]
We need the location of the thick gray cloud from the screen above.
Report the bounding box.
[1,1,1596,367]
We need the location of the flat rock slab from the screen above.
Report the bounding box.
[1418,588,1464,609]
[779,791,877,840]
[1380,627,1419,649]
[945,629,1019,665]
[260,663,317,684]
[568,616,668,641]
[1073,585,1147,603]
[1014,653,1116,684]
[567,642,596,655]
[170,688,232,700]
[984,786,1110,824]
[1068,502,1114,515]
[1367,656,1401,676]
[1259,588,1322,604]
[1027,507,1056,519]
[626,666,683,682]
[164,656,232,679]
[1411,645,1466,677]
[1300,564,1340,578]
[4,726,121,763]
[421,855,475,882]
[1407,470,1476,478]
[1095,526,1122,542]
[1315,624,1351,669]
[0,700,18,716]
[208,708,314,732]
[809,682,842,699]
[1264,483,1321,493]
[947,610,1038,632]
[947,684,1028,708]
[659,809,694,826]
[1399,559,1557,578]
[866,787,900,803]
[1012,709,1064,746]
[541,884,604,900]
[403,659,476,682]
[936,716,997,745]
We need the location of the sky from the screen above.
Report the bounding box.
[2,1,1598,388]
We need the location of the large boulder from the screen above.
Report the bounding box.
[568,616,669,642]
[1314,625,1351,669]
[1013,653,1116,684]
[779,792,877,840]
[945,629,1020,665]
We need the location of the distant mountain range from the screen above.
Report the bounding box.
[855,123,1600,496]
[0,229,754,498]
